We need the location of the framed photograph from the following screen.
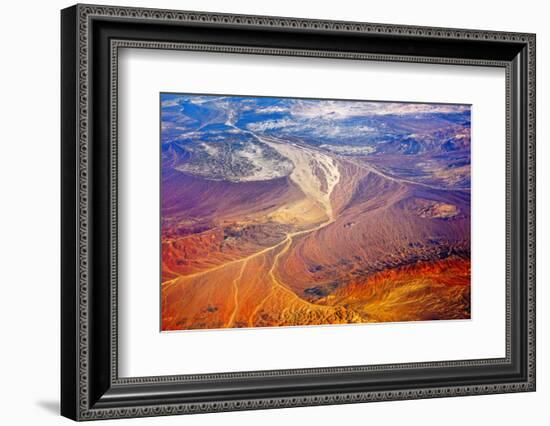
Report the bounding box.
[61,4,536,421]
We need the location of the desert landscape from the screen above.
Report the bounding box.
[160,94,471,331]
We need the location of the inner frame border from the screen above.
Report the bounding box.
[111,40,510,384]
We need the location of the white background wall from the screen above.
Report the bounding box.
[0,0,546,424]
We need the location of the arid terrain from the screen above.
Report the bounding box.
[160,94,471,330]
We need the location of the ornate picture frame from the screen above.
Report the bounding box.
[61,4,535,421]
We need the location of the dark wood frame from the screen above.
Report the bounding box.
[61,4,536,421]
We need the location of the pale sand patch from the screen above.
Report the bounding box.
[259,135,341,220]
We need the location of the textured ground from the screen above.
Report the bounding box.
[160,94,471,330]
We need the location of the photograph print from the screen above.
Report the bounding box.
[160,93,471,331]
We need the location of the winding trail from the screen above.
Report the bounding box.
[226,260,248,327]
[247,214,337,325]
[239,132,340,324]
